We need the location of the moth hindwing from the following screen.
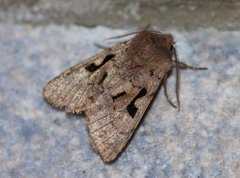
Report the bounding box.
[43,30,180,162]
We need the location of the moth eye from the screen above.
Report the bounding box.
[127,87,147,118]
[112,91,127,101]
[85,54,115,72]
[98,72,108,85]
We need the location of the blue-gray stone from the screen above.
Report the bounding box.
[0,24,240,177]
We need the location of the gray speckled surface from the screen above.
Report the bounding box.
[0,24,240,178]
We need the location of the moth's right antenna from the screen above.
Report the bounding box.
[105,31,139,41]
[105,24,156,41]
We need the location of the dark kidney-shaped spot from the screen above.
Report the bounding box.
[85,54,115,72]
[127,88,147,118]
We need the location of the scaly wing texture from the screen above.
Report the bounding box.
[85,68,165,162]
[43,41,128,113]
[43,38,168,162]
[82,47,167,161]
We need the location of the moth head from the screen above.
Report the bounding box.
[157,33,175,51]
[127,31,176,69]
[146,32,175,71]
[151,33,175,61]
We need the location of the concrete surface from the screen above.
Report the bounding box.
[0,24,240,178]
[0,0,240,30]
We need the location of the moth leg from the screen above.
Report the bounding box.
[163,74,177,109]
[174,61,208,70]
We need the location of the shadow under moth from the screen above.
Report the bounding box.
[43,30,206,162]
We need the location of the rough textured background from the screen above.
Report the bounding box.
[1,0,240,177]
[0,0,240,30]
[0,24,240,178]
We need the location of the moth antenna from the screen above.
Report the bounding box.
[105,29,163,41]
[138,24,162,33]
[163,74,177,108]
[150,30,163,34]
[94,43,109,49]
[173,46,181,111]
[105,31,139,41]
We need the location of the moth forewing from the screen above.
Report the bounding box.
[43,30,201,162]
[43,41,127,113]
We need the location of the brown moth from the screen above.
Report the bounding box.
[43,30,206,162]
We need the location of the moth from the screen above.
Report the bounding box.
[43,30,206,162]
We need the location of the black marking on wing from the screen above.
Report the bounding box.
[127,87,147,118]
[149,69,154,76]
[98,72,108,85]
[85,54,115,72]
[112,91,127,101]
